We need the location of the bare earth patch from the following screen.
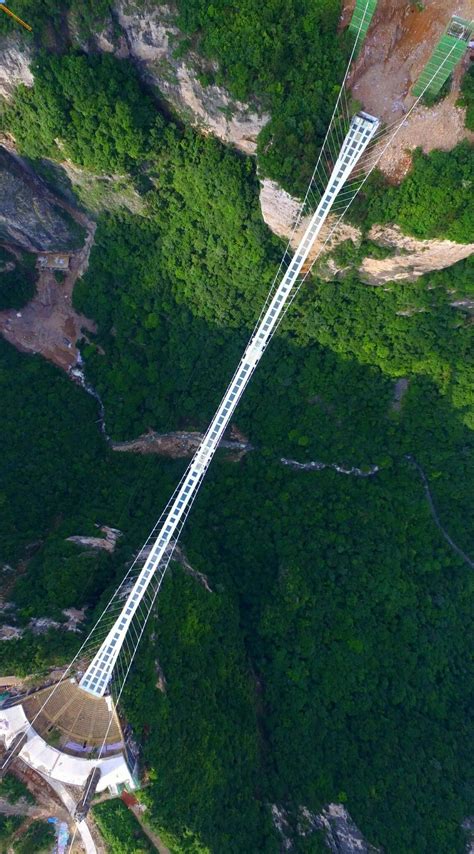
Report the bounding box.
[346,0,474,181]
[0,213,96,371]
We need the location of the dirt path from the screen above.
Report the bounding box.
[406,455,474,570]
[129,805,171,854]
[346,0,474,181]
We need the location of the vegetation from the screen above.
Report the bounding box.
[93,800,155,854]
[0,772,35,804]
[1,40,474,854]
[175,0,348,194]
[12,819,55,854]
[0,816,22,853]
[0,247,36,310]
[0,0,110,39]
[350,142,474,243]
[459,64,474,130]
[5,52,163,173]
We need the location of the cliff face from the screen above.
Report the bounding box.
[0,34,33,100]
[361,225,474,285]
[259,177,474,284]
[0,146,84,252]
[0,7,472,282]
[94,1,269,155]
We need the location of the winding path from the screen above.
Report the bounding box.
[405,455,474,570]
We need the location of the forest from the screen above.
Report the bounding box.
[0,10,473,854]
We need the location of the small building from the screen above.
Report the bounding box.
[36,253,70,271]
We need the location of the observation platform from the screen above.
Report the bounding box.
[0,679,134,794]
[21,678,122,750]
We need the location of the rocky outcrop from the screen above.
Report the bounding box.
[360,225,474,285]
[97,1,269,155]
[112,428,253,461]
[271,802,380,853]
[281,457,379,478]
[315,803,380,854]
[67,526,123,553]
[260,179,474,282]
[259,179,303,241]
[0,34,33,100]
[0,146,84,252]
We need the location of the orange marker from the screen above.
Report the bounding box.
[0,3,32,31]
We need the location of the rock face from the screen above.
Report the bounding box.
[0,146,84,252]
[0,34,33,100]
[111,428,253,460]
[67,526,123,553]
[259,178,303,240]
[360,224,474,285]
[103,1,269,155]
[316,803,380,854]
[271,802,380,853]
[260,179,474,283]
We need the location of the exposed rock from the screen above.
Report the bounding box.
[0,146,85,252]
[271,802,379,853]
[67,525,123,553]
[259,178,363,271]
[391,377,409,412]
[316,803,380,854]
[29,617,61,635]
[0,625,23,641]
[271,804,292,852]
[110,1,269,155]
[451,298,474,313]
[62,608,86,632]
[462,816,474,853]
[281,457,379,478]
[112,428,253,461]
[154,659,167,693]
[0,34,33,101]
[0,192,96,373]
[360,225,474,285]
[172,544,213,593]
[259,179,303,241]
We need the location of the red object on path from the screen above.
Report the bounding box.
[121,790,139,809]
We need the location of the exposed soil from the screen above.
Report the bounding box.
[346,0,474,181]
[0,142,96,370]
[0,219,96,371]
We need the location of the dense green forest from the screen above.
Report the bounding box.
[93,800,155,854]
[1,13,473,854]
[0,247,36,310]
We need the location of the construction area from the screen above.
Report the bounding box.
[345,0,474,179]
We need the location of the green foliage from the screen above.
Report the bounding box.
[73,132,279,438]
[93,800,155,854]
[123,568,276,853]
[0,247,36,310]
[0,816,22,853]
[2,42,474,854]
[175,0,348,194]
[0,773,35,804]
[0,0,110,39]
[12,819,55,854]
[350,143,474,243]
[328,237,394,271]
[458,64,474,130]
[5,52,162,173]
[0,338,106,562]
